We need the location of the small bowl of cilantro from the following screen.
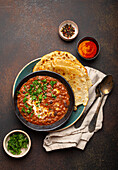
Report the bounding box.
[3,130,31,158]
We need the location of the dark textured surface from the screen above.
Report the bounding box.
[0,0,118,170]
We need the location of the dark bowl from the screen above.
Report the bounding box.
[13,71,75,131]
[77,36,100,60]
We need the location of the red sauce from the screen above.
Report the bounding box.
[78,40,97,59]
[17,76,70,125]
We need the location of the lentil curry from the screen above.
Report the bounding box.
[17,76,70,125]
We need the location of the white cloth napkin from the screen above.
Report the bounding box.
[43,67,108,151]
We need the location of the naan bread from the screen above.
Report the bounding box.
[33,51,92,106]
[33,51,92,88]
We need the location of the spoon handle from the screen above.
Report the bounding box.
[74,95,99,128]
[88,95,104,132]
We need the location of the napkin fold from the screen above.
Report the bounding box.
[43,67,108,151]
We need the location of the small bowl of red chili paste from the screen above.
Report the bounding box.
[77,37,100,60]
[59,20,79,41]
[13,71,74,131]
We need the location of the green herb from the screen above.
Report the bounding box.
[49,108,51,110]
[50,81,57,87]
[31,95,37,101]
[26,109,31,114]
[30,113,34,118]
[24,85,27,91]
[25,93,29,97]
[21,107,26,113]
[43,83,47,91]
[38,115,40,118]
[46,103,48,106]
[17,91,20,95]
[24,103,29,108]
[23,91,25,94]
[51,93,56,99]
[23,97,28,103]
[30,84,34,87]
[42,79,47,83]
[39,94,42,101]
[29,106,33,112]
[32,91,37,95]
[36,88,42,94]
[33,80,39,85]
[43,95,47,99]
[7,132,29,155]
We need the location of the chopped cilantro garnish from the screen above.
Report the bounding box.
[49,108,51,110]
[51,93,56,99]
[24,85,27,91]
[43,95,47,99]
[30,84,34,87]
[17,91,20,95]
[42,79,47,83]
[46,103,48,106]
[50,81,57,87]
[36,88,42,94]
[43,83,47,91]
[25,93,29,96]
[7,133,29,155]
[23,97,28,103]
[26,109,31,114]
[31,95,37,101]
[33,80,39,85]
[24,103,29,108]
[23,91,25,94]
[30,113,34,118]
[39,94,42,101]
[32,91,37,95]
[21,107,26,113]
[38,115,40,118]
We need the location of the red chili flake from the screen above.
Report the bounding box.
[61,24,75,38]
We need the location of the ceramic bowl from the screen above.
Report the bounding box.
[59,20,79,41]
[77,36,100,60]
[13,70,75,131]
[3,130,31,158]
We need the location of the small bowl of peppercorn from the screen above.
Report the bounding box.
[59,20,79,41]
[3,130,31,158]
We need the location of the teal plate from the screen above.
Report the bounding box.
[12,58,85,131]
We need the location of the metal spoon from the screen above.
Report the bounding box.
[74,79,102,128]
[88,75,113,132]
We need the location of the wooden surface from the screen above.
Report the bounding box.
[0,0,118,170]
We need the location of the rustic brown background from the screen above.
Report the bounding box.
[0,0,118,170]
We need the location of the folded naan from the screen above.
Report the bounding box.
[33,51,92,106]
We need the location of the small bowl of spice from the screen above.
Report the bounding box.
[59,20,79,41]
[77,36,100,60]
[3,130,31,158]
